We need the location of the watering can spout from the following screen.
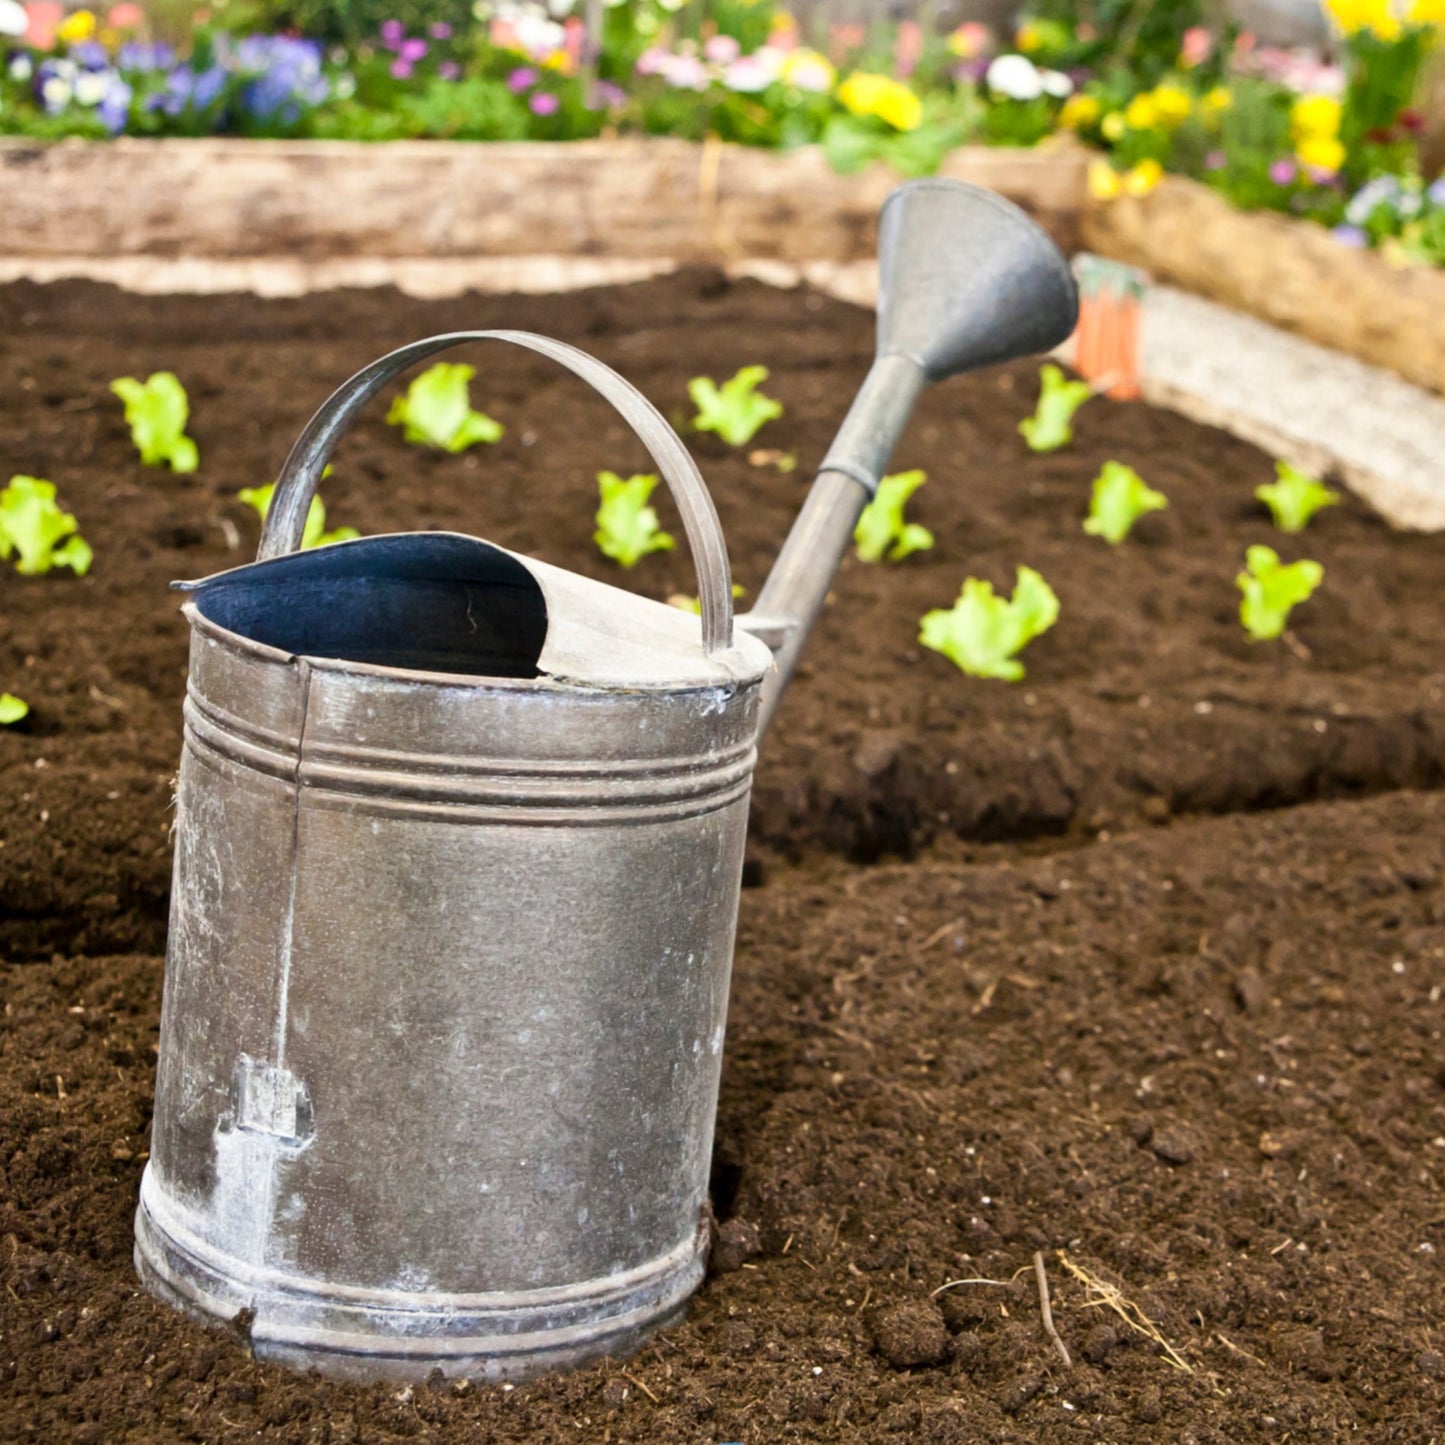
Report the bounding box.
[740,179,1080,734]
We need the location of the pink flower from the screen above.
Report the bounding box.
[894,19,922,78]
[723,55,772,92]
[828,21,865,63]
[1180,26,1212,68]
[398,37,426,61]
[428,21,452,39]
[1203,149,1226,170]
[379,18,404,48]
[703,34,739,64]
[529,91,558,115]
[390,57,412,79]
[24,2,62,49]
[107,3,143,28]
[506,66,536,91]
[438,60,460,80]
[1269,157,1297,186]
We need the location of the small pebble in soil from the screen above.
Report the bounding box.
[709,1216,762,1274]
[1150,1128,1194,1165]
[868,1300,951,1369]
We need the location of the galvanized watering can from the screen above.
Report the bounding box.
[136,180,1078,1382]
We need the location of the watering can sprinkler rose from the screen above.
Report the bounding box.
[135,180,1078,1382]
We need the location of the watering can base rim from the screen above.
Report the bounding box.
[177,530,771,692]
[135,1190,706,1383]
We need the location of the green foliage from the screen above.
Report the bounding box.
[821,111,968,178]
[1083,461,1169,544]
[594,471,675,568]
[854,470,934,563]
[386,364,504,453]
[688,366,783,447]
[1018,364,1094,453]
[1022,0,1211,86]
[259,0,474,45]
[0,476,93,576]
[919,566,1060,681]
[110,372,200,472]
[0,693,29,725]
[1255,461,1341,534]
[238,481,359,549]
[1237,545,1323,641]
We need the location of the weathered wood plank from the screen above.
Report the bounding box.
[0,136,1086,262]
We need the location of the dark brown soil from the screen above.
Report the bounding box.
[2,271,1444,1442]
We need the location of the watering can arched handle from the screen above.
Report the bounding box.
[258,330,735,654]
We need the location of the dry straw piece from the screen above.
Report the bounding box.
[1056,1249,1193,1373]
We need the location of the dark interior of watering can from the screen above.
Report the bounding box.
[178,534,548,678]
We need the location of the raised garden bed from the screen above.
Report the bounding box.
[3,270,1444,1440]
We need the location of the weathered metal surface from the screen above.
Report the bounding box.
[137,183,1078,1382]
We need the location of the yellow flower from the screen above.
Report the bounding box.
[1088,159,1122,200]
[1123,158,1164,196]
[1202,86,1233,114]
[1295,133,1347,172]
[1408,0,1445,22]
[836,71,922,131]
[1150,83,1192,127]
[57,9,97,42]
[1124,92,1159,130]
[1059,93,1101,129]
[1016,21,1044,52]
[1325,0,1402,36]
[1291,93,1342,138]
[1101,111,1127,141]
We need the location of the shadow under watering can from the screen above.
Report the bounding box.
[135,179,1079,1382]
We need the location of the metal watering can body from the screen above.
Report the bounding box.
[135,182,1079,1382]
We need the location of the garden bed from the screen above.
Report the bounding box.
[3,269,1444,1441]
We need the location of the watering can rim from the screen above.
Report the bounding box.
[177,529,773,694]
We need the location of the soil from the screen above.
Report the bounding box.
[2,270,1443,1443]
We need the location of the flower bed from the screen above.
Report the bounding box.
[1,2,1441,270]
[4,268,1445,1442]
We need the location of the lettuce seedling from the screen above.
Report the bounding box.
[1237,545,1323,641]
[386,363,504,452]
[110,372,199,472]
[919,566,1059,681]
[0,693,28,725]
[595,471,675,568]
[1083,461,1169,544]
[238,481,360,549]
[1018,364,1093,453]
[0,476,93,576]
[1255,461,1341,534]
[688,366,783,446]
[854,470,934,563]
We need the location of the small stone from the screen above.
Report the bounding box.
[852,730,903,779]
[1233,967,1270,1014]
[710,1217,762,1275]
[1082,1323,1121,1365]
[1151,1129,1194,1166]
[1130,1115,1155,1147]
[1141,795,1171,824]
[868,1300,951,1369]
[998,1370,1044,1414]
[1417,1350,1444,1378]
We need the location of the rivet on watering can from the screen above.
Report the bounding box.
[135,180,1079,1384]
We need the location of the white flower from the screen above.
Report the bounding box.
[41,76,73,109]
[780,48,834,92]
[723,56,774,93]
[0,0,27,38]
[8,53,33,81]
[986,53,1043,101]
[1040,68,1073,98]
[74,71,110,106]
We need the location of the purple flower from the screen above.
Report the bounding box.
[117,40,175,72]
[399,37,427,62]
[1331,224,1367,248]
[1426,177,1445,207]
[1268,158,1297,186]
[70,40,108,70]
[97,77,132,133]
[429,22,453,39]
[1203,149,1226,171]
[380,19,404,49]
[952,58,989,84]
[390,57,412,79]
[589,79,625,109]
[438,60,460,80]
[506,66,536,92]
[529,91,559,115]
